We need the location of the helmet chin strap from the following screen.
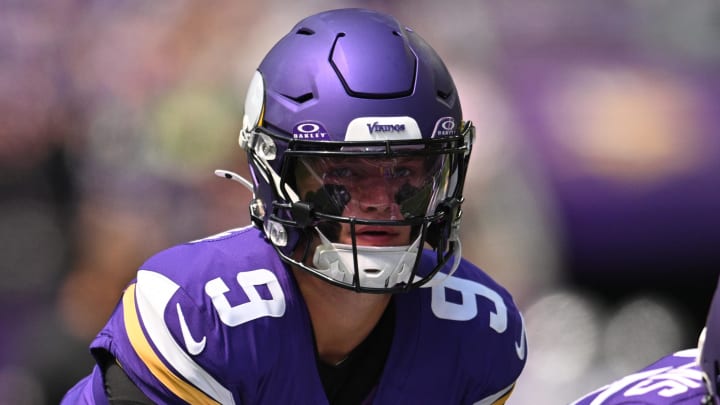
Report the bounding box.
[414,238,462,288]
[312,228,421,289]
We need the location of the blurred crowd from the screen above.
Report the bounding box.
[1,1,719,404]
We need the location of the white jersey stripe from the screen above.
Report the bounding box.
[135,270,235,405]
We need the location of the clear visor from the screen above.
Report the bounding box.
[294,154,451,222]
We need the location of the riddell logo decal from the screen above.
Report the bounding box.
[366,122,406,134]
[292,121,329,140]
[432,117,458,137]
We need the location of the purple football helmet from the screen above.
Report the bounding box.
[237,8,474,292]
[701,275,720,404]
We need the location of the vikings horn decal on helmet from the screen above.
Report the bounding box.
[237,8,475,293]
[700,275,720,404]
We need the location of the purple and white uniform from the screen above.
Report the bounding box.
[62,226,527,404]
[571,349,708,405]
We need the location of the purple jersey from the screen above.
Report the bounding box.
[62,226,526,404]
[571,349,708,404]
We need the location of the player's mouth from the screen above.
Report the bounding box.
[352,226,406,246]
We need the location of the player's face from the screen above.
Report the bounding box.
[295,155,436,246]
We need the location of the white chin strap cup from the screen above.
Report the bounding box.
[312,230,421,289]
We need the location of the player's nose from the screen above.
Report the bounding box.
[356,189,402,218]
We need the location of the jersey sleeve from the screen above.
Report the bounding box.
[463,291,526,405]
[408,255,527,404]
[90,269,239,405]
[433,259,528,405]
[64,227,315,405]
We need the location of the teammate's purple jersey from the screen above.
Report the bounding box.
[571,349,709,405]
[62,226,526,404]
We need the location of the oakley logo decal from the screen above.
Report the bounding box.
[292,121,329,140]
[432,117,458,138]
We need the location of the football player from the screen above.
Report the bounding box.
[570,274,720,404]
[61,8,527,404]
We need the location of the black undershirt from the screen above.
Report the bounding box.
[316,300,395,404]
[100,301,395,405]
[97,350,153,405]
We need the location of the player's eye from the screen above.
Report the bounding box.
[392,167,412,178]
[326,167,353,179]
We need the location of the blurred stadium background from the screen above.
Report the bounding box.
[1,1,719,403]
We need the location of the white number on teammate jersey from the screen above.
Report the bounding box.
[431,275,507,333]
[623,363,704,397]
[205,269,286,327]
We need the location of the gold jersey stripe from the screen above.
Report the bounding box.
[491,384,514,405]
[122,283,220,404]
